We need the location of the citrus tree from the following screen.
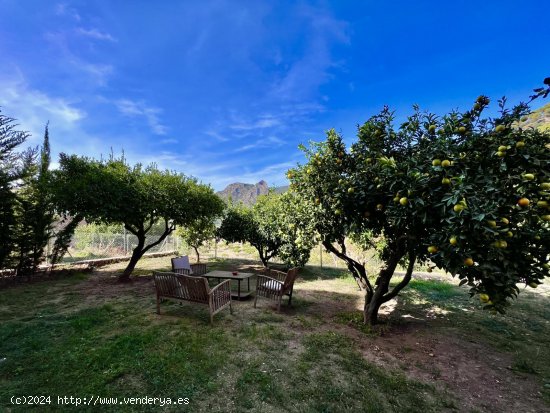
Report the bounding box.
[217,198,283,267]
[217,192,316,267]
[289,92,550,325]
[52,154,224,281]
[177,216,217,263]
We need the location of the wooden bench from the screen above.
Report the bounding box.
[153,271,232,324]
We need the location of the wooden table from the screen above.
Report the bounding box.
[203,271,255,300]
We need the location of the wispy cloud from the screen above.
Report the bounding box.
[115,99,168,135]
[76,27,117,42]
[203,129,229,142]
[159,138,178,145]
[55,3,81,21]
[230,115,282,131]
[234,136,285,152]
[0,72,85,141]
[43,31,114,86]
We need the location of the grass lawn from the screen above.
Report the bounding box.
[1,257,549,412]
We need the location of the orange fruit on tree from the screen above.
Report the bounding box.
[517,198,530,207]
[464,257,474,266]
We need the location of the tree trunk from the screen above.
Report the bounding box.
[192,246,200,263]
[363,249,416,325]
[119,234,145,282]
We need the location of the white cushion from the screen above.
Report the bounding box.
[172,256,191,270]
[261,280,282,291]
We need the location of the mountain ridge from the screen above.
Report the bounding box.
[216,180,288,205]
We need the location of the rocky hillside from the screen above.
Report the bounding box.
[217,180,269,205]
[519,102,550,132]
[217,181,289,205]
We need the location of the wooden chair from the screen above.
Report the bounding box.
[153,271,232,324]
[171,256,192,275]
[190,263,207,276]
[254,268,298,312]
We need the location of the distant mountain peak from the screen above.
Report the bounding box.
[217,180,287,205]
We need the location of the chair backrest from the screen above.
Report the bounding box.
[283,268,299,291]
[171,256,191,271]
[190,263,207,276]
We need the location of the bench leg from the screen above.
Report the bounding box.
[156,295,161,314]
[288,288,293,306]
[254,292,258,308]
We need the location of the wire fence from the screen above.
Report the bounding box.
[50,222,426,276]
[49,223,181,264]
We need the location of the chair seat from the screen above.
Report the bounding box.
[261,280,282,291]
[213,289,231,300]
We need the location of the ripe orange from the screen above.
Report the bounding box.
[517,198,530,207]
[464,257,474,266]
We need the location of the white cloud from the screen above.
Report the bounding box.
[230,115,282,131]
[115,99,168,135]
[55,3,81,21]
[234,136,285,152]
[0,73,85,142]
[76,27,117,42]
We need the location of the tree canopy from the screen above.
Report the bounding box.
[52,154,224,281]
[218,192,316,268]
[289,94,550,324]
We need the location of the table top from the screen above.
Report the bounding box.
[204,270,255,280]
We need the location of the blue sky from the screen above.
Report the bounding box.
[1,1,549,190]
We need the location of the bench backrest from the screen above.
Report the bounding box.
[153,271,210,304]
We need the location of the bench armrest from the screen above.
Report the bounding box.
[209,279,231,312]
